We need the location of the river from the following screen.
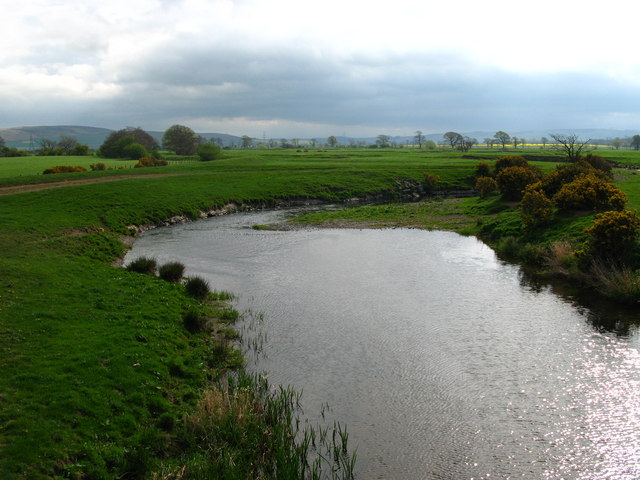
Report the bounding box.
[124,209,640,479]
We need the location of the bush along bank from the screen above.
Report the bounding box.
[473,154,640,304]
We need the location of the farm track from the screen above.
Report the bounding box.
[0,173,189,196]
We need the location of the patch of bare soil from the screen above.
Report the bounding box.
[0,173,187,196]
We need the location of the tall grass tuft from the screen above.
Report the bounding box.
[185,276,210,300]
[126,256,157,275]
[589,260,640,304]
[176,371,356,479]
[544,240,576,277]
[183,308,205,333]
[158,261,186,283]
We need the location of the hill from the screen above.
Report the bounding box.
[0,126,242,149]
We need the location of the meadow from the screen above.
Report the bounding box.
[1,146,640,478]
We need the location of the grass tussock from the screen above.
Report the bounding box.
[159,261,186,282]
[589,259,640,304]
[126,256,158,274]
[185,276,210,300]
[544,240,577,277]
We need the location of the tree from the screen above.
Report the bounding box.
[376,134,391,148]
[493,131,510,150]
[461,136,477,152]
[414,130,425,148]
[549,133,590,162]
[610,138,624,150]
[424,140,436,150]
[0,136,5,149]
[327,136,338,148]
[310,138,317,148]
[630,135,640,150]
[197,142,222,161]
[98,127,159,158]
[443,131,463,149]
[484,137,495,148]
[541,137,548,149]
[163,124,199,155]
[241,135,253,149]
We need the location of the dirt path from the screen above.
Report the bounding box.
[0,173,188,196]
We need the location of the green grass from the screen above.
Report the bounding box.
[3,146,640,478]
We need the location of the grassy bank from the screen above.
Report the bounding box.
[2,147,639,478]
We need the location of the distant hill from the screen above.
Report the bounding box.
[0,125,243,150]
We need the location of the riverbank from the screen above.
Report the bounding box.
[2,147,639,477]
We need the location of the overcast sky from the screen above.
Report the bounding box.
[2,0,640,137]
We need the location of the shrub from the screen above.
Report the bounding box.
[134,156,168,168]
[123,142,148,160]
[89,162,107,171]
[541,160,608,196]
[475,176,497,197]
[158,261,186,283]
[553,174,627,212]
[185,276,210,299]
[125,256,157,275]
[494,155,528,174]
[582,153,613,175]
[495,166,539,200]
[197,142,223,161]
[520,182,554,229]
[422,172,440,193]
[585,209,640,261]
[42,165,87,174]
[474,161,492,178]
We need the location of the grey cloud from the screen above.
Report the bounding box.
[4,43,640,135]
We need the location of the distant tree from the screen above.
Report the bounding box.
[424,140,436,150]
[122,142,148,160]
[610,138,624,150]
[484,137,495,148]
[443,131,463,149]
[549,133,590,162]
[376,134,391,148]
[327,136,338,148]
[494,131,510,150]
[541,137,548,149]
[291,138,300,147]
[36,138,60,155]
[197,142,223,161]
[414,130,425,148]
[99,127,158,158]
[631,135,640,151]
[163,124,199,155]
[461,136,477,152]
[310,138,317,148]
[241,135,253,148]
[512,137,519,149]
[0,136,5,149]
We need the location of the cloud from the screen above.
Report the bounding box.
[2,0,640,136]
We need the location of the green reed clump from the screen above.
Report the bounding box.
[185,276,210,300]
[126,256,157,275]
[172,370,356,480]
[158,261,186,282]
[589,260,640,304]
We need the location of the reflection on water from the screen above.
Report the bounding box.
[125,209,640,480]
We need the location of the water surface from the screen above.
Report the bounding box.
[125,210,640,479]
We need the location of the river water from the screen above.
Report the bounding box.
[124,209,640,479]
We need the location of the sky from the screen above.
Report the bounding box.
[2,0,640,138]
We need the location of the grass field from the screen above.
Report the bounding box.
[1,146,640,478]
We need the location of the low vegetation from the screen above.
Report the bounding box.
[2,145,640,478]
